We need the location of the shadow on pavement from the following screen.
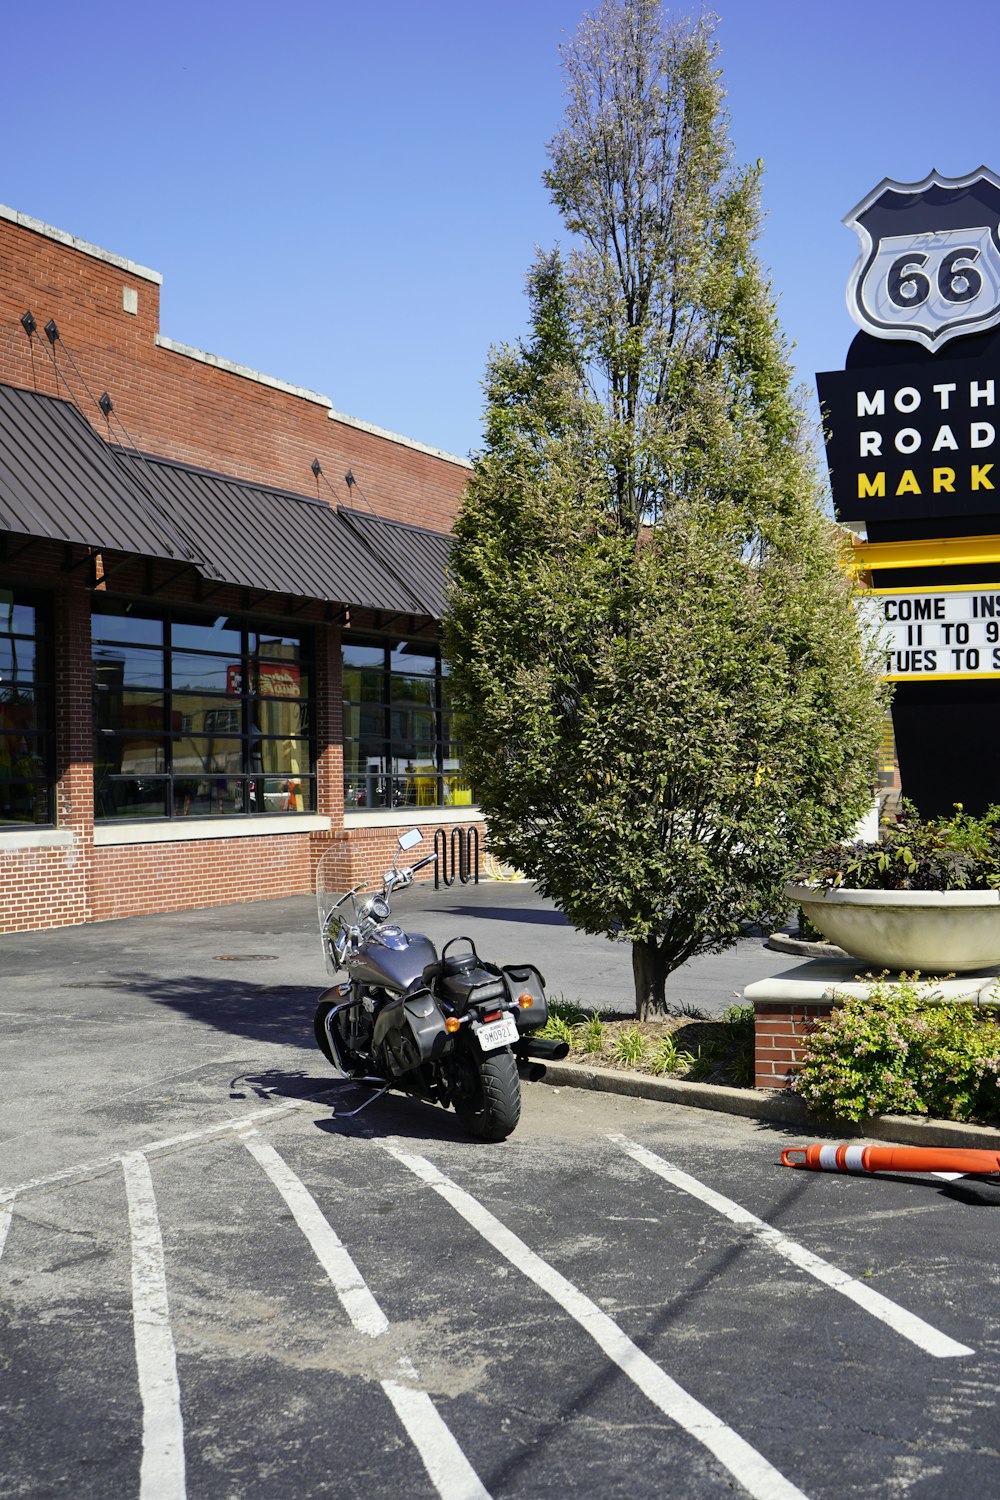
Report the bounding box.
[436,904,570,926]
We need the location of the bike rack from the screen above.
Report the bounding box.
[433,825,480,888]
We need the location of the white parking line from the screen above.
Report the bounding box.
[383,1142,811,1500]
[610,1135,974,1360]
[0,1207,10,1261]
[383,1361,492,1500]
[122,1151,187,1500]
[239,1130,389,1338]
[239,1130,492,1500]
[0,1097,318,1207]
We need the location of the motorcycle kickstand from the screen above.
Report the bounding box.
[332,1080,393,1119]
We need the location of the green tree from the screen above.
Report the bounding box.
[444,0,888,1018]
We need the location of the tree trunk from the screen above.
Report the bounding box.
[632,938,669,1020]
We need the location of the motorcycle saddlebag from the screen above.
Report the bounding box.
[502,964,547,1031]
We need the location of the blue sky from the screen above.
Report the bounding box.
[5,1,1000,462]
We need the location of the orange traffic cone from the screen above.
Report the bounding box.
[781,1143,1000,1175]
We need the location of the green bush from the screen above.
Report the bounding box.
[793,976,1000,1123]
[804,801,1000,892]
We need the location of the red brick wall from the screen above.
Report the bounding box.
[0,214,470,530]
[753,999,834,1089]
[89,832,315,923]
[0,209,481,934]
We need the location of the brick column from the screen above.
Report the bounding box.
[54,569,94,921]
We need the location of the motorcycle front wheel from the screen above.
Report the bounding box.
[450,1043,521,1142]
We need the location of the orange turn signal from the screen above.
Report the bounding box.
[445,1016,461,1033]
[518,992,534,1009]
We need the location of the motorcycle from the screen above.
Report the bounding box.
[313,829,566,1140]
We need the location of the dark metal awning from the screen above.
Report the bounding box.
[0,384,191,561]
[115,450,441,613]
[0,382,454,618]
[336,507,453,619]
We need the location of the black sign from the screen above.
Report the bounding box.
[817,355,1000,522]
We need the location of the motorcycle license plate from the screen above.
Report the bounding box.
[474,1014,519,1051]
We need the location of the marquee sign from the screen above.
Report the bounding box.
[816,357,998,522]
[845,168,1000,351]
[860,584,1000,680]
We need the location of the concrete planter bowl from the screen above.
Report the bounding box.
[785,882,1000,974]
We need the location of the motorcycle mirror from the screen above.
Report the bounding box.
[398,828,423,852]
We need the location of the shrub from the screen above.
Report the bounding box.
[648,1034,696,1076]
[609,1027,649,1069]
[793,975,1000,1123]
[804,801,1000,893]
[576,1014,606,1055]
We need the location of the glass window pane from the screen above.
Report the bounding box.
[91,608,163,646]
[248,774,310,813]
[252,700,309,737]
[390,643,436,676]
[390,674,436,708]
[0,780,50,825]
[256,662,308,699]
[171,653,236,694]
[174,693,243,733]
[173,617,242,653]
[0,600,36,635]
[343,643,385,670]
[0,732,44,777]
[173,737,244,777]
[390,707,437,755]
[196,705,243,736]
[174,775,246,816]
[95,690,165,734]
[254,738,310,775]
[94,644,164,692]
[442,743,475,805]
[343,666,384,702]
[0,692,44,732]
[96,778,167,820]
[0,638,36,683]
[96,737,168,776]
[255,631,302,660]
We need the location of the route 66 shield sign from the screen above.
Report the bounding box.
[846,167,1000,351]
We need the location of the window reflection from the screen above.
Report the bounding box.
[92,606,314,821]
[342,634,473,810]
[0,591,53,828]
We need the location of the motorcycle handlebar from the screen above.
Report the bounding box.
[411,853,438,873]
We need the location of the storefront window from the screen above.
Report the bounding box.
[93,604,314,820]
[342,635,474,810]
[0,589,53,826]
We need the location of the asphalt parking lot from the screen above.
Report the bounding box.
[4,881,1000,1498]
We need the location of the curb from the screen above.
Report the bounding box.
[540,1060,1000,1148]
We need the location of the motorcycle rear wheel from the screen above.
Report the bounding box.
[452,1045,521,1142]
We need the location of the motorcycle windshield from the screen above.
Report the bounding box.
[315,834,432,977]
[316,847,366,977]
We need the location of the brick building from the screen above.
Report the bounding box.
[0,203,482,933]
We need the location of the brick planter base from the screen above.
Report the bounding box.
[745,960,1000,1091]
